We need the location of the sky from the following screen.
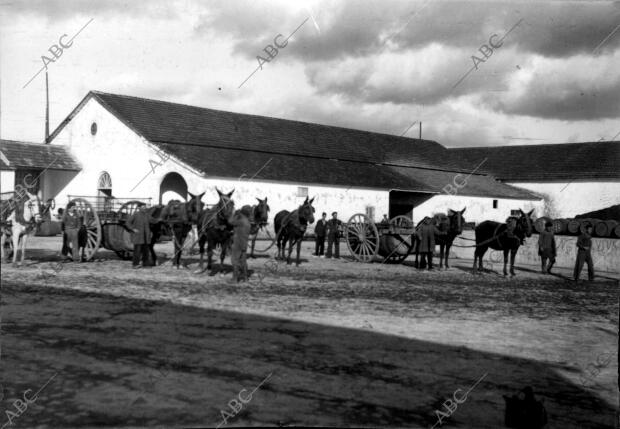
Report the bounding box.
[1,0,619,148]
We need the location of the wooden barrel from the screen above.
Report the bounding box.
[552,218,568,234]
[567,219,581,234]
[604,220,618,237]
[579,218,596,234]
[534,217,551,233]
[594,220,609,237]
[102,223,133,252]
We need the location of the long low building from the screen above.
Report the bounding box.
[3,90,541,228]
[450,142,620,218]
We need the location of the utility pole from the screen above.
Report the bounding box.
[45,69,50,143]
[419,122,422,139]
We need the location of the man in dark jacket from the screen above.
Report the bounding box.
[127,205,152,268]
[538,221,556,273]
[313,212,327,257]
[574,224,594,281]
[326,211,342,259]
[61,203,82,263]
[416,216,445,270]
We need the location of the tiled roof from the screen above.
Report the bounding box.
[449,142,620,181]
[0,139,81,171]
[48,91,540,200]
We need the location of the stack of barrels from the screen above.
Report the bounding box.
[534,216,619,238]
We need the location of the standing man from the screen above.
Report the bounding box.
[574,224,594,282]
[313,212,327,257]
[127,205,152,269]
[416,216,445,270]
[61,203,82,263]
[231,206,251,282]
[326,211,342,259]
[538,221,556,274]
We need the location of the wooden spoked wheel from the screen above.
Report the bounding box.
[383,215,414,264]
[345,213,379,262]
[118,200,145,223]
[68,198,101,261]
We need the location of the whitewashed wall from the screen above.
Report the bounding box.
[508,181,620,218]
[50,97,203,206]
[413,194,543,224]
[0,170,15,193]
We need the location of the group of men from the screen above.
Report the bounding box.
[538,221,595,281]
[312,211,343,258]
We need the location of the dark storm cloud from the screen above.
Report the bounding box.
[199,0,620,61]
[481,56,620,121]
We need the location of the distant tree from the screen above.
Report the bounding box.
[541,193,561,218]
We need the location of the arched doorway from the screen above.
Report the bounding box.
[159,172,188,204]
[97,171,113,211]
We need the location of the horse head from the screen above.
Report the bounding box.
[23,191,43,224]
[299,197,315,224]
[215,188,235,223]
[255,197,270,225]
[518,208,535,237]
[447,207,466,235]
[187,192,205,224]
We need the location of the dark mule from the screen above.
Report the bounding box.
[247,197,270,258]
[274,197,315,266]
[473,209,534,276]
[435,208,467,269]
[196,188,235,274]
[160,192,205,268]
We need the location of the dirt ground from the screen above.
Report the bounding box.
[1,236,618,428]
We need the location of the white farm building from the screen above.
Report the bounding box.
[2,91,542,227]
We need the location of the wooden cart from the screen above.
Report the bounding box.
[344,213,416,263]
[64,196,152,261]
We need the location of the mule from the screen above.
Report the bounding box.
[473,209,534,276]
[435,208,467,269]
[196,188,235,274]
[248,197,270,258]
[160,192,205,268]
[0,191,43,266]
[274,197,315,266]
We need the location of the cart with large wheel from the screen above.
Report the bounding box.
[64,195,152,261]
[344,213,416,263]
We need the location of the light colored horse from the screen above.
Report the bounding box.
[1,191,43,266]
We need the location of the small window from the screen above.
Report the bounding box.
[365,206,375,222]
[493,199,498,209]
[510,209,520,216]
[297,187,308,198]
[91,122,98,135]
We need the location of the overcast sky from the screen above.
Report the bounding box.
[1,0,619,147]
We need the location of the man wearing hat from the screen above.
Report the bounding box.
[574,224,595,282]
[61,202,83,263]
[416,216,446,270]
[538,221,556,273]
[127,204,152,268]
[326,211,342,259]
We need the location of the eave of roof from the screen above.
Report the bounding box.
[0,139,81,171]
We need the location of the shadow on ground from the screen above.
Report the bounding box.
[1,282,615,428]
